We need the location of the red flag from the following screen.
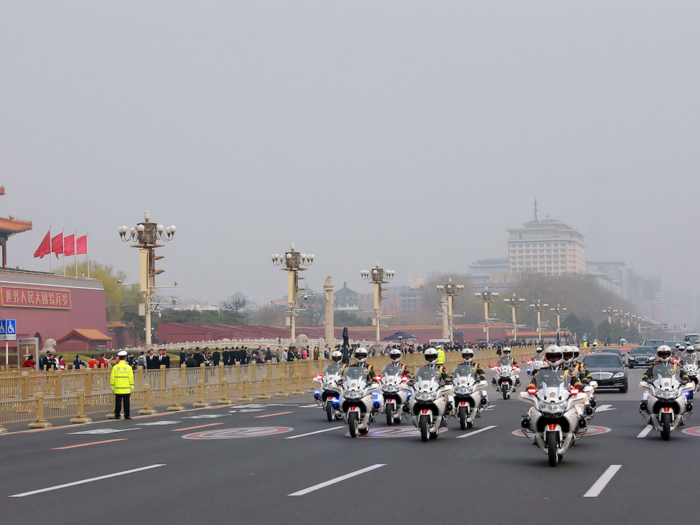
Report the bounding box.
[51,233,63,258]
[33,231,51,258]
[76,235,88,255]
[64,234,75,257]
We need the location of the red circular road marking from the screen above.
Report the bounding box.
[344,426,449,438]
[512,425,611,437]
[682,426,700,436]
[183,426,293,439]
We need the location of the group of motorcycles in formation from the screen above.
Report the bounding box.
[313,343,700,467]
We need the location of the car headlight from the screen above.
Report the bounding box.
[613,372,626,379]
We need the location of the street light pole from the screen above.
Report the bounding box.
[475,287,499,347]
[272,244,314,345]
[550,304,567,343]
[361,262,395,344]
[602,306,614,325]
[529,300,549,344]
[504,294,525,342]
[436,279,464,343]
[118,212,176,348]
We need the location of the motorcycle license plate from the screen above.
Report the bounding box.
[459,401,468,406]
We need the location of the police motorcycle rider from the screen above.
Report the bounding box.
[563,346,596,421]
[640,345,692,422]
[492,346,521,389]
[388,348,412,380]
[314,350,347,420]
[527,345,586,430]
[347,347,377,381]
[409,347,453,409]
[680,346,699,397]
[459,348,488,408]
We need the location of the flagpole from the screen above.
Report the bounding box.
[62,228,65,276]
[86,232,89,278]
[49,226,52,273]
[74,230,77,277]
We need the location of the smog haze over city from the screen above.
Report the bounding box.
[2,2,699,318]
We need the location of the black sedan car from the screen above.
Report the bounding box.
[628,346,655,369]
[583,353,628,393]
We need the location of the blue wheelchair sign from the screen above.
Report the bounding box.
[0,319,17,341]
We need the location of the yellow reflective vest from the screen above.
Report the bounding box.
[437,348,446,365]
[110,360,134,394]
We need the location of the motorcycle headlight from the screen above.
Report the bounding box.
[612,372,625,379]
[345,391,360,399]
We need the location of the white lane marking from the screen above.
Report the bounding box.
[69,428,142,435]
[289,464,386,496]
[285,426,345,439]
[596,405,616,412]
[182,414,230,419]
[637,425,653,438]
[583,465,622,498]
[455,425,497,439]
[239,409,264,413]
[9,465,165,498]
[138,421,179,426]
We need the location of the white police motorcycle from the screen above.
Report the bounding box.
[333,367,380,438]
[313,363,345,421]
[640,363,694,441]
[378,364,409,425]
[519,369,587,467]
[492,357,520,400]
[403,366,453,442]
[451,364,489,429]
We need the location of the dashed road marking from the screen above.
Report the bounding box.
[254,411,293,418]
[583,465,622,498]
[53,439,127,450]
[285,426,345,439]
[455,425,497,439]
[289,464,386,496]
[173,423,223,432]
[9,465,165,498]
[69,428,141,435]
[637,425,653,438]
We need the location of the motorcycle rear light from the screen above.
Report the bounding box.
[402,375,408,382]
[527,387,537,395]
[570,387,580,395]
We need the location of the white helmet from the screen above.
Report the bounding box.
[544,345,564,368]
[354,347,368,364]
[561,346,575,365]
[502,347,512,356]
[389,348,402,364]
[571,346,580,360]
[686,345,695,354]
[656,345,672,364]
[675,343,681,349]
[535,346,544,354]
[461,348,474,364]
[424,347,439,365]
[331,350,343,364]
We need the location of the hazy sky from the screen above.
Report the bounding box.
[2,2,699,305]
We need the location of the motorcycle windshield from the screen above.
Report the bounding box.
[415,367,441,382]
[498,357,514,366]
[534,370,570,390]
[453,364,476,380]
[383,364,401,375]
[324,364,344,375]
[344,368,368,381]
[652,364,681,385]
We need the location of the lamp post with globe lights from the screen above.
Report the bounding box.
[436,279,464,343]
[529,300,549,344]
[550,304,567,344]
[117,211,176,347]
[360,262,395,344]
[504,294,526,343]
[475,287,498,347]
[271,244,314,344]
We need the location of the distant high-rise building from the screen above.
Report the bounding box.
[507,215,586,276]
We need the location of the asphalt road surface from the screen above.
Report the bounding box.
[1,368,698,525]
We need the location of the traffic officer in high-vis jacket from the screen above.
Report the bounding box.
[111,350,134,419]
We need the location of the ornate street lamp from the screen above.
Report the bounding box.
[504,294,526,342]
[475,287,499,347]
[361,262,395,344]
[437,279,464,343]
[118,211,176,347]
[529,300,549,344]
[272,243,314,344]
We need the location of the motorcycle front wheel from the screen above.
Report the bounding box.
[458,406,468,430]
[502,383,509,400]
[386,405,393,426]
[326,403,334,422]
[419,414,430,442]
[661,412,672,441]
[348,411,359,438]
[547,432,559,467]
